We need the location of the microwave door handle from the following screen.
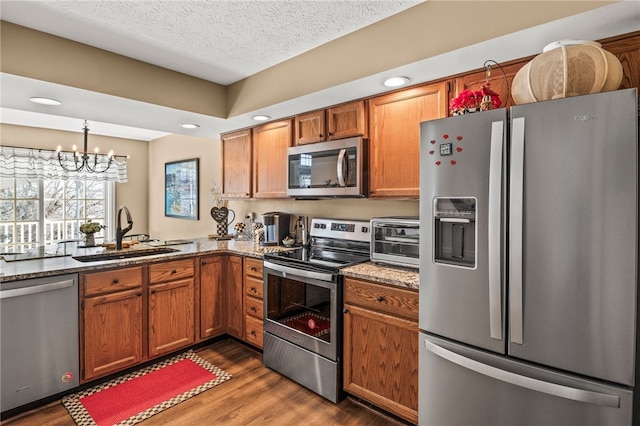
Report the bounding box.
[337,148,347,186]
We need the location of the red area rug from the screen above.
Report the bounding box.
[283,313,331,337]
[62,350,231,426]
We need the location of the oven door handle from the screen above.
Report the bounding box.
[264,261,335,282]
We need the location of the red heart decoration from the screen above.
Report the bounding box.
[456,147,463,152]
[435,161,441,166]
[430,140,436,144]
[429,150,435,155]
[450,160,457,165]
[443,134,449,139]
[457,136,463,141]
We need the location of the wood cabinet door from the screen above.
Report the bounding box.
[327,100,367,140]
[82,288,143,381]
[368,82,448,198]
[199,256,225,340]
[294,109,325,145]
[225,255,244,338]
[452,59,529,110]
[252,119,292,198]
[343,303,419,424]
[148,278,194,358]
[221,129,252,199]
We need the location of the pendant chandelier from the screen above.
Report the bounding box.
[56,120,128,173]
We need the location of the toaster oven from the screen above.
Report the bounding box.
[370,216,419,269]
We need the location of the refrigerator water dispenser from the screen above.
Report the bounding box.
[433,197,476,268]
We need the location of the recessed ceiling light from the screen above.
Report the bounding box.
[181,123,200,129]
[29,97,62,106]
[252,115,271,121]
[382,77,410,88]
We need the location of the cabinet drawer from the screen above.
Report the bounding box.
[344,278,418,321]
[84,267,143,296]
[149,259,194,283]
[245,295,264,319]
[244,258,263,278]
[245,315,263,348]
[245,275,263,299]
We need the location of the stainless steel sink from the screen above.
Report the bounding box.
[72,247,179,262]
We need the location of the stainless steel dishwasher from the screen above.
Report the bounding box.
[1,274,79,412]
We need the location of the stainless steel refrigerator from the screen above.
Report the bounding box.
[418,88,638,425]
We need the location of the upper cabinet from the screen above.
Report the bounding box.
[368,81,449,198]
[294,100,367,145]
[221,129,252,199]
[452,59,528,109]
[252,119,293,198]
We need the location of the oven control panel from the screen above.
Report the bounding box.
[310,218,370,242]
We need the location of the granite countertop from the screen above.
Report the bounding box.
[1,239,420,290]
[0,238,280,283]
[341,262,419,290]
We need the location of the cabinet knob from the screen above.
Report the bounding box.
[136,291,142,297]
[151,289,157,294]
[343,308,349,314]
[251,306,257,312]
[328,132,334,136]
[202,260,206,265]
[250,267,257,272]
[377,296,384,302]
[318,133,323,138]
[251,330,257,336]
[171,269,177,274]
[250,286,256,292]
[112,278,119,284]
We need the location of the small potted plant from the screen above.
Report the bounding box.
[79,219,106,247]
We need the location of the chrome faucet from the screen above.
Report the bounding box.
[115,205,134,250]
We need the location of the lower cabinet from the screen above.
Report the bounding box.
[81,260,195,382]
[225,255,244,338]
[343,277,419,424]
[199,255,225,340]
[81,267,144,382]
[243,257,264,348]
[148,259,195,358]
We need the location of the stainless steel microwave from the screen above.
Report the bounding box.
[371,216,420,269]
[286,137,368,198]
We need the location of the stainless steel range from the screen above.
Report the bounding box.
[262,217,370,403]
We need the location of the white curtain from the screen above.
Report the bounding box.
[0,147,128,183]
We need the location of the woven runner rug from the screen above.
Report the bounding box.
[62,350,231,426]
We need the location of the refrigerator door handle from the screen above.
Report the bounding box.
[488,120,504,340]
[425,340,621,408]
[509,117,525,345]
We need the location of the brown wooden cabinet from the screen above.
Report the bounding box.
[452,59,529,110]
[226,255,244,338]
[148,259,195,358]
[199,255,225,340]
[243,257,264,348]
[80,266,144,382]
[252,119,292,198]
[343,277,419,424]
[368,81,448,198]
[294,100,367,145]
[221,129,252,199]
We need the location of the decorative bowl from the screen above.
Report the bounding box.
[282,238,296,247]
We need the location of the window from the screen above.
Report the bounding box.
[0,177,114,253]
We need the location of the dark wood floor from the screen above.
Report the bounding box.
[2,338,404,425]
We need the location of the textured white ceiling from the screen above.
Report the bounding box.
[1,1,639,140]
[1,0,421,85]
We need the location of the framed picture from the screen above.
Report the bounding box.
[165,158,199,220]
